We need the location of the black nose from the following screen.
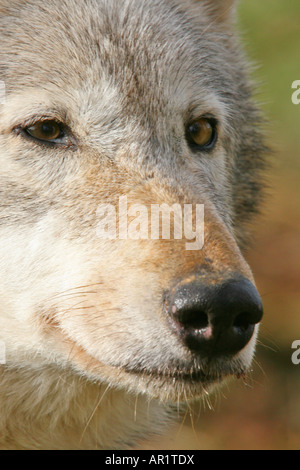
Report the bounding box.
[166,277,263,357]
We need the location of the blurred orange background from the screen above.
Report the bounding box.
[143,0,300,450]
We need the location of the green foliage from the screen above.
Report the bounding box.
[239,0,300,169]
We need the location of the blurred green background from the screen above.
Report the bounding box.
[144,0,300,450]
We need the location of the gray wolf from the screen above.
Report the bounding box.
[0,0,266,449]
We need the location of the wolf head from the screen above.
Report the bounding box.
[0,0,266,406]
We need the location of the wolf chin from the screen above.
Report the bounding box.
[0,0,266,449]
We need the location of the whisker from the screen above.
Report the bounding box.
[175,405,189,441]
[80,384,111,444]
[134,394,139,423]
[252,357,267,379]
[189,407,201,449]
[256,339,278,354]
[46,289,98,303]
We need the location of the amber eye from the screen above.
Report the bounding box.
[186,118,218,151]
[25,120,63,142]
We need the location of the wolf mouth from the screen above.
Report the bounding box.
[124,367,222,384]
[69,330,244,385]
[121,363,245,385]
[116,362,246,401]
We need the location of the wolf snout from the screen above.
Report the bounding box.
[166,276,263,358]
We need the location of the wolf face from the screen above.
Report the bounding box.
[0,0,266,449]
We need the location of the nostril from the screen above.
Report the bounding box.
[233,312,254,331]
[177,309,209,331]
[170,301,209,330]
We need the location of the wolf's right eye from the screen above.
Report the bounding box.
[24,120,64,143]
[186,117,218,152]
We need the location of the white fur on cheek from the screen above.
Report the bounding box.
[0,212,95,351]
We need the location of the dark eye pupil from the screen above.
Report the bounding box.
[41,122,57,136]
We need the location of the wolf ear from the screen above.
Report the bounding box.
[186,0,237,24]
[206,0,237,19]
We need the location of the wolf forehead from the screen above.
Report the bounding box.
[0,0,266,244]
[0,0,245,114]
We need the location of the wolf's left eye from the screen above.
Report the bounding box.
[24,120,65,143]
[186,118,218,151]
